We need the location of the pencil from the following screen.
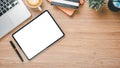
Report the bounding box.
[9,41,24,62]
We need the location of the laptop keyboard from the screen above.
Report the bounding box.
[0,0,18,16]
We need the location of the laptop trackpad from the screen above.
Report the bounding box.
[0,16,14,36]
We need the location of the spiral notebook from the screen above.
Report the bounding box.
[12,10,64,60]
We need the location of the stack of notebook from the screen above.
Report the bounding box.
[51,0,80,9]
[47,0,84,16]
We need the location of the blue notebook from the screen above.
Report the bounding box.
[51,0,80,9]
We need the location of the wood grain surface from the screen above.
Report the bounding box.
[0,0,120,68]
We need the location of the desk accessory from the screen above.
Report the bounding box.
[108,0,120,12]
[48,0,76,16]
[87,0,105,10]
[12,10,65,60]
[51,0,80,9]
[25,0,43,11]
[48,0,84,16]
[9,41,24,62]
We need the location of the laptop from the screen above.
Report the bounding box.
[0,0,31,39]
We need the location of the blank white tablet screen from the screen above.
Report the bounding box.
[13,11,64,60]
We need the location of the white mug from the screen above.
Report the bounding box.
[25,0,42,11]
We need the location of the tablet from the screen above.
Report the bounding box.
[12,10,65,60]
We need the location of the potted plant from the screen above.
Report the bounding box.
[87,0,106,11]
[108,0,120,12]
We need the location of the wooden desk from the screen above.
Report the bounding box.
[0,0,120,68]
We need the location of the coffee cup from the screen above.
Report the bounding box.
[25,0,42,11]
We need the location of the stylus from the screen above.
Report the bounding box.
[9,41,24,62]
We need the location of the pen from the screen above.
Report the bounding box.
[9,41,24,62]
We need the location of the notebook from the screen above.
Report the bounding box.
[12,10,65,60]
[51,0,80,9]
[47,0,84,16]
[47,0,76,16]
